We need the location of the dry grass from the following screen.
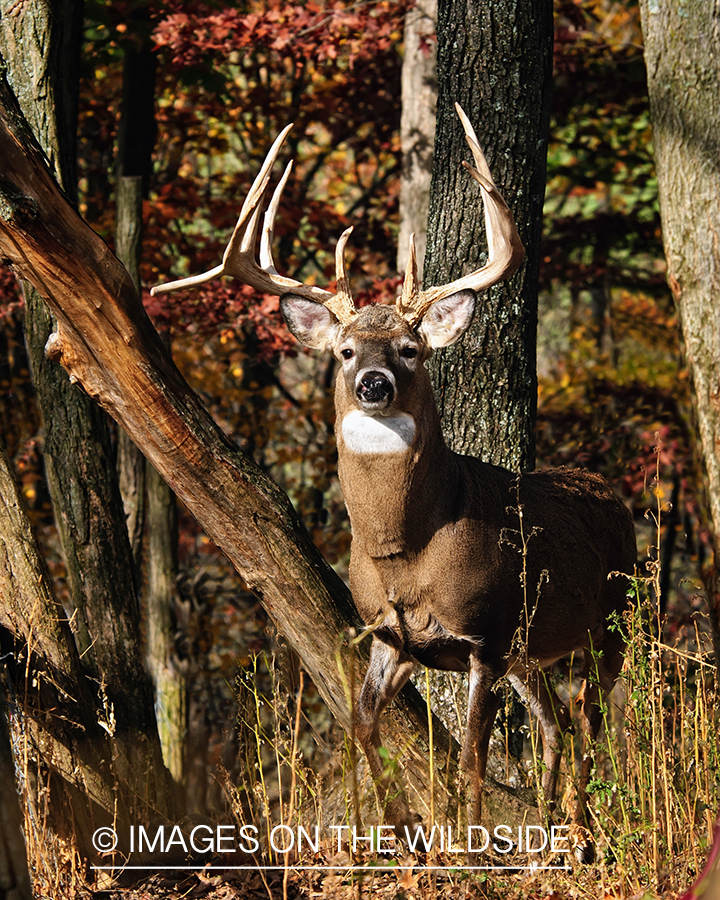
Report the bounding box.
[7,472,718,899]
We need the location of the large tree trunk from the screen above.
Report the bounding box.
[639,0,720,663]
[0,441,143,857]
[419,0,553,762]
[424,0,553,473]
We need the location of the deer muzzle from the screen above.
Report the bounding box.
[357,370,395,408]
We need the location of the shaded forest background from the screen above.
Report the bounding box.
[0,0,715,897]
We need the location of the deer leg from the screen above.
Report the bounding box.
[355,635,417,830]
[507,669,571,820]
[571,634,625,863]
[462,656,503,828]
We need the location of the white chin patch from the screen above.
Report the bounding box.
[341,410,416,454]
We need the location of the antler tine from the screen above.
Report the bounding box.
[454,102,493,185]
[259,160,293,274]
[323,227,358,326]
[225,123,292,262]
[398,104,525,327]
[396,233,419,319]
[151,125,333,305]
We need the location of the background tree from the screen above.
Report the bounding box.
[416,0,553,755]
[112,6,187,788]
[425,0,553,473]
[638,0,720,661]
[397,0,437,276]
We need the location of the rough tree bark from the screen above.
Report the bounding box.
[417,0,553,761]
[424,0,553,473]
[0,441,141,856]
[639,0,720,662]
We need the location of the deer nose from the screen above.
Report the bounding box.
[357,371,394,404]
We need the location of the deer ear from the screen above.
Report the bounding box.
[281,294,341,351]
[418,290,477,349]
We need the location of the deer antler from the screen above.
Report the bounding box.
[395,103,525,328]
[151,107,522,331]
[150,125,358,326]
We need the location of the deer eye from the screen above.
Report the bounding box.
[400,346,418,359]
[341,348,354,360]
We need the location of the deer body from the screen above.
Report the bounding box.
[330,306,633,663]
[285,298,636,857]
[152,108,637,861]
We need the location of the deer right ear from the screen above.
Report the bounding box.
[280,294,341,351]
[418,290,477,349]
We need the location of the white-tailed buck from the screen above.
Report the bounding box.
[153,107,637,862]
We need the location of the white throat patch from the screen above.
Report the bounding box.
[341,410,416,454]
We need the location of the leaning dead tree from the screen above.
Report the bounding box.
[0,69,535,840]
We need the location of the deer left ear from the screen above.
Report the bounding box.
[418,290,477,349]
[281,294,341,351]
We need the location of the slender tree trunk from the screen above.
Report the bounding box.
[115,176,146,579]
[424,0,553,473]
[639,0,720,663]
[115,32,188,783]
[145,463,185,784]
[397,0,437,279]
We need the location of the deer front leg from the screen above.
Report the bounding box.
[355,636,417,831]
[462,655,503,830]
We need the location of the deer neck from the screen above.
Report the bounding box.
[335,367,457,558]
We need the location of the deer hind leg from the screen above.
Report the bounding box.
[355,635,417,830]
[462,656,503,828]
[507,668,571,823]
[571,632,625,863]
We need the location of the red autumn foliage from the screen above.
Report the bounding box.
[154,0,407,71]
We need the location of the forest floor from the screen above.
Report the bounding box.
[65,862,605,900]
